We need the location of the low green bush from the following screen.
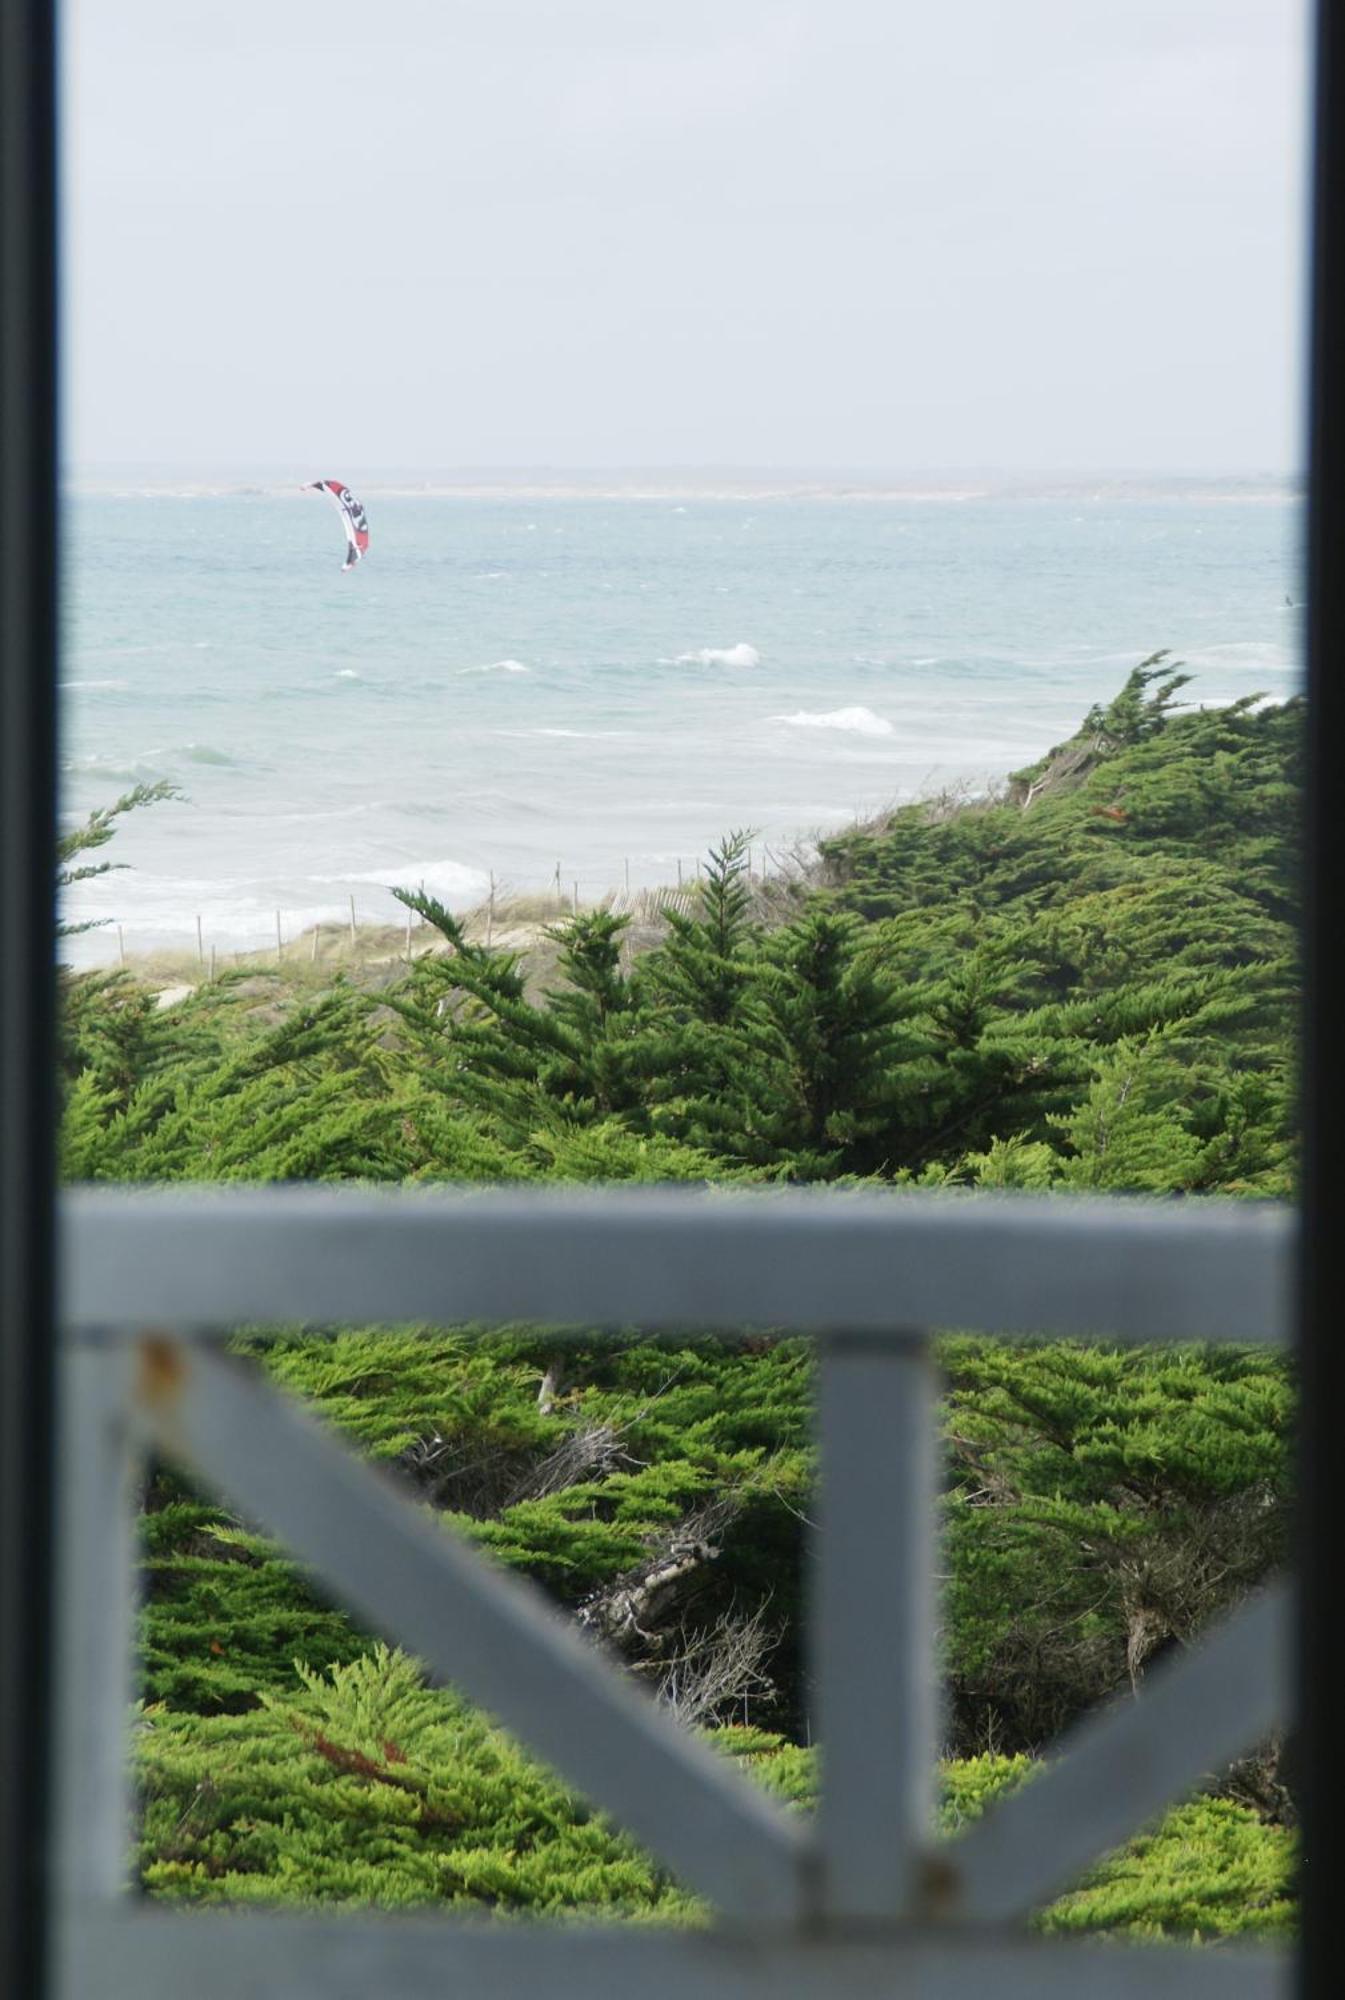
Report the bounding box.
[136,1646,1294,1938]
[60,664,1300,1936]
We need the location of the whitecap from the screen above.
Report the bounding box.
[1179,641,1297,673]
[675,643,761,668]
[60,755,155,784]
[339,858,490,901]
[61,679,129,692]
[334,669,360,680]
[770,706,894,737]
[529,727,636,740]
[458,658,530,676]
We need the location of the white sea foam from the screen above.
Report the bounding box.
[1179,640,1297,674]
[340,858,490,901]
[61,758,157,786]
[59,872,287,941]
[61,679,129,692]
[335,668,359,679]
[60,848,488,954]
[528,727,636,741]
[675,643,761,668]
[66,741,251,776]
[458,658,530,675]
[771,706,894,737]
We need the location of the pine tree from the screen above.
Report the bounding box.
[56,778,179,937]
[631,832,781,1161]
[755,910,927,1176]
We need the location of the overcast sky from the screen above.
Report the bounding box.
[64,0,1310,472]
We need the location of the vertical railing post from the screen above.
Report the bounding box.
[812,1332,940,1920]
[48,1343,142,1995]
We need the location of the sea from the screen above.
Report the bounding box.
[59,471,1304,964]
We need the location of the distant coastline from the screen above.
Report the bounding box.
[64,466,1303,505]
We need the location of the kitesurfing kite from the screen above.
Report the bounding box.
[306,479,370,571]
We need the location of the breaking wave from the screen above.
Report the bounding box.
[527,727,637,740]
[770,706,894,737]
[675,643,760,668]
[339,857,490,899]
[61,741,250,780]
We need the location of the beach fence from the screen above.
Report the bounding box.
[88,845,811,978]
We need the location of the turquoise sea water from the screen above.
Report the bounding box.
[60,480,1303,960]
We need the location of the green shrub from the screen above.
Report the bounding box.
[136,1646,1294,1938]
[62,666,1300,1936]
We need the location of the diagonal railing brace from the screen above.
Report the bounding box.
[949,1580,1291,1923]
[129,1338,808,1923]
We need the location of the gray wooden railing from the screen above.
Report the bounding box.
[51,1186,1294,1999]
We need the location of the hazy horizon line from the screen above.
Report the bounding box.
[68,459,1302,477]
[65,463,1304,503]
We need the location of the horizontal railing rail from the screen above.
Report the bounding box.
[62,1185,1294,1342]
[66,1912,1287,2000]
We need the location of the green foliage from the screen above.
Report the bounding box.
[137,1644,699,1915]
[140,1490,368,1712]
[1038,1797,1296,1941]
[140,1320,1289,1783]
[56,779,180,936]
[940,1338,1291,1747]
[62,989,418,1183]
[63,667,1299,1193]
[63,666,1301,1936]
[142,1330,814,1722]
[136,1645,1293,1935]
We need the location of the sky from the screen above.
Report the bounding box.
[64,0,1311,473]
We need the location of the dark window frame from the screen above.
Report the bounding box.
[0,2,1335,1992]
[1299,4,1341,1994]
[1,0,59,1993]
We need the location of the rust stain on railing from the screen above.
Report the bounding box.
[136,1334,187,1416]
